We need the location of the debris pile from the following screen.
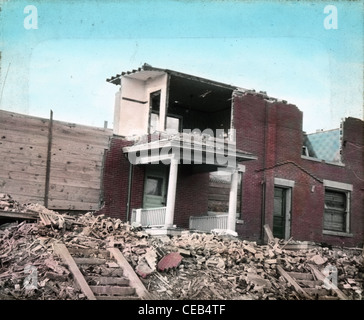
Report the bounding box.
[136,233,364,300]
[0,196,363,300]
[0,221,77,300]
[0,194,30,213]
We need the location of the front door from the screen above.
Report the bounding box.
[273,187,287,239]
[143,165,167,209]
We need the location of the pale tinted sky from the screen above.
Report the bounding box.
[0,0,363,133]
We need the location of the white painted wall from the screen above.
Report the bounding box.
[146,74,168,133]
[113,72,168,137]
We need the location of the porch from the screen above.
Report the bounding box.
[124,131,256,236]
[130,206,230,234]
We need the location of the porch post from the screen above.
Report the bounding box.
[227,169,238,232]
[164,157,179,228]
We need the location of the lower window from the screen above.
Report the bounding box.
[324,189,350,233]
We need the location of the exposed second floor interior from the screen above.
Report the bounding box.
[107,64,356,167]
[107,63,238,142]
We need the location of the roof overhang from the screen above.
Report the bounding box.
[122,133,257,168]
[106,63,237,91]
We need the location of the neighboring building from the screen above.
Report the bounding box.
[98,64,364,247]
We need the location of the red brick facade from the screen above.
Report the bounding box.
[174,166,209,228]
[97,137,144,220]
[98,138,209,226]
[234,92,364,247]
[98,91,363,247]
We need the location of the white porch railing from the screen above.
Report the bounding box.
[131,207,166,227]
[189,214,228,232]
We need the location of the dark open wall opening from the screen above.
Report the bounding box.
[167,75,233,135]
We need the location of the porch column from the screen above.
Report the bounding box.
[164,157,179,228]
[227,169,238,232]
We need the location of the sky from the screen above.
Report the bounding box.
[0,0,363,133]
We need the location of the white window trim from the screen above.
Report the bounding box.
[274,178,295,188]
[323,180,352,236]
[323,180,353,191]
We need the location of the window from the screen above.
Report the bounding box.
[302,146,309,156]
[323,180,352,235]
[324,189,349,233]
[149,91,161,133]
[145,177,163,196]
[208,171,242,218]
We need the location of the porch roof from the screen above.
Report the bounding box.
[122,132,257,166]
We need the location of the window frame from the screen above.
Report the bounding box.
[323,180,353,237]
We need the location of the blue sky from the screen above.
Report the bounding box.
[0,0,363,133]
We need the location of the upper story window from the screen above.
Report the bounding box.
[149,91,161,133]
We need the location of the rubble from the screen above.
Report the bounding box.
[0,195,363,300]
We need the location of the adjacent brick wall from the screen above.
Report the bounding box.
[234,92,364,247]
[97,137,144,220]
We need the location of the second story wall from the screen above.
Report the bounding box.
[113,73,168,137]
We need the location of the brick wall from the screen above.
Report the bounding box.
[99,96,362,247]
[97,136,144,220]
[98,137,209,227]
[174,165,209,228]
[234,92,364,247]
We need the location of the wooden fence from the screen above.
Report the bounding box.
[0,110,112,211]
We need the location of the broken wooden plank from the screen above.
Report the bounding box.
[89,286,136,296]
[0,210,38,221]
[243,244,257,254]
[73,257,107,265]
[86,276,129,286]
[304,288,331,296]
[108,247,156,300]
[263,224,275,243]
[287,272,314,280]
[308,264,349,300]
[280,237,293,250]
[296,279,322,288]
[277,265,312,299]
[53,243,96,300]
[96,295,140,300]
[283,243,316,251]
[67,248,110,259]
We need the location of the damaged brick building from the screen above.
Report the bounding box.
[98,64,364,248]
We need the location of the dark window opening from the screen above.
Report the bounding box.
[145,176,163,196]
[149,90,161,133]
[324,189,348,232]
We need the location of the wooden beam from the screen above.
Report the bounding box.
[73,257,106,265]
[0,210,38,221]
[86,276,129,286]
[277,265,312,299]
[308,264,349,300]
[44,110,53,208]
[89,286,135,296]
[263,224,275,243]
[108,247,156,300]
[53,243,96,300]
